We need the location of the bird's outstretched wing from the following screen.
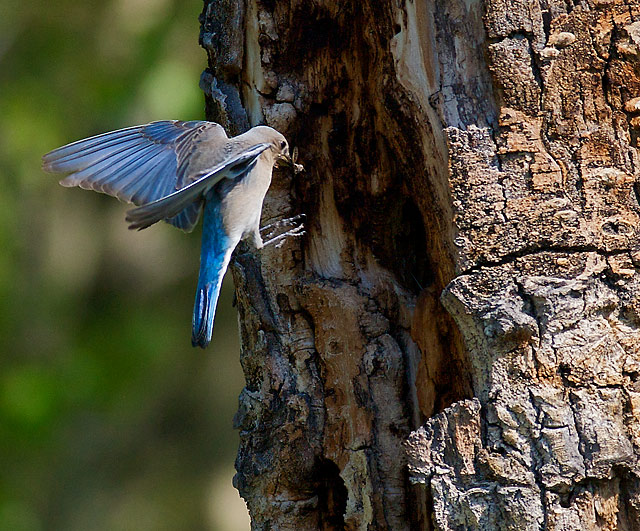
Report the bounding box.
[126,143,270,230]
[42,120,228,232]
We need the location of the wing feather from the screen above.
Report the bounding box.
[43,120,229,232]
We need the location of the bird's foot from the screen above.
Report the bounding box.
[263,225,306,248]
[261,215,306,248]
[260,214,305,240]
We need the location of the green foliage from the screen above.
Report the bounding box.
[0,1,247,529]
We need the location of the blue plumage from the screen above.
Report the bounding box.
[192,198,232,347]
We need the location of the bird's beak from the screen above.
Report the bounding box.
[277,147,304,174]
[276,153,292,168]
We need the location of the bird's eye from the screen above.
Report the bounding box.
[280,140,287,150]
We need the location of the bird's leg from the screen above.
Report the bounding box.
[262,223,306,249]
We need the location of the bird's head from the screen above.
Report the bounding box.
[272,135,291,165]
[249,126,304,174]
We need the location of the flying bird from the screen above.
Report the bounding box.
[42,120,304,348]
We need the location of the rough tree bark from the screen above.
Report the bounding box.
[199,0,640,529]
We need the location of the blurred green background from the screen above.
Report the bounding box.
[0,0,250,529]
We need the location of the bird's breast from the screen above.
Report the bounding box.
[219,161,273,240]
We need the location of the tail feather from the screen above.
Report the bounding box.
[192,199,234,349]
[191,280,223,348]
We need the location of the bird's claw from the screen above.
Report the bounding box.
[261,214,306,248]
[260,214,306,239]
[263,225,305,248]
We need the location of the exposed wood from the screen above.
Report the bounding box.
[200,0,640,529]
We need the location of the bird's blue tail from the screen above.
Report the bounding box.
[192,275,226,348]
[192,200,232,348]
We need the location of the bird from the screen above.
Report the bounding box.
[42,120,304,348]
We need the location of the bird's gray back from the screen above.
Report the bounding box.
[178,123,231,187]
[185,125,284,177]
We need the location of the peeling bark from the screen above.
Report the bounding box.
[200,0,640,529]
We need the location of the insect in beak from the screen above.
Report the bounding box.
[290,146,304,174]
[278,146,304,174]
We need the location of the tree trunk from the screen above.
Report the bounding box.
[200,0,640,529]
